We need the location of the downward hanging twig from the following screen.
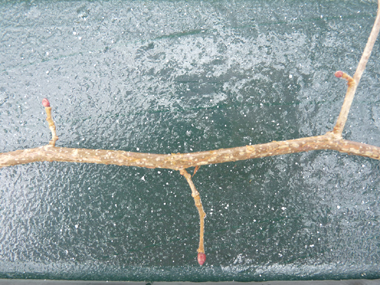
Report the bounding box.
[180,169,206,265]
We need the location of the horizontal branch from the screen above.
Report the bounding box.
[1,132,380,170]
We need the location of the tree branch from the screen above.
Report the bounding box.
[1,133,380,169]
[333,0,380,135]
[1,1,380,266]
[180,169,206,266]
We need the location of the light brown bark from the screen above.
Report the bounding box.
[1,133,380,170]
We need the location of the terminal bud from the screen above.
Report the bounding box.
[42,98,50,107]
[197,252,206,265]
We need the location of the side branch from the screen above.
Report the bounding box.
[42,99,59,146]
[180,169,206,265]
[333,2,380,135]
[1,134,380,169]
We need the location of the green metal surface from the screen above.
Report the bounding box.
[1,0,380,281]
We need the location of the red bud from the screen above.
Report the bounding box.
[334,71,343,78]
[197,252,206,265]
[42,98,50,107]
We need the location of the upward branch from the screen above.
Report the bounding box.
[333,0,380,135]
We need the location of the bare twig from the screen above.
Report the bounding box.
[0,1,379,265]
[42,98,59,147]
[333,0,380,135]
[180,169,206,265]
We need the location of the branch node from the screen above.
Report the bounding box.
[325,130,342,141]
[335,70,355,87]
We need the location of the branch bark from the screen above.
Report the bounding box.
[1,133,380,170]
[180,169,206,265]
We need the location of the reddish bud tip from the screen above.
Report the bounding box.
[335,71,343,78]
[42,98,50,107]
[197,252,206,265]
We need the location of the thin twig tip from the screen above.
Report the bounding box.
[197,252,206,265]
[335,71,343,78]
[42,98,50,107]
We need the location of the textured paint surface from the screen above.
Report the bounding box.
[1,0,380,281]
